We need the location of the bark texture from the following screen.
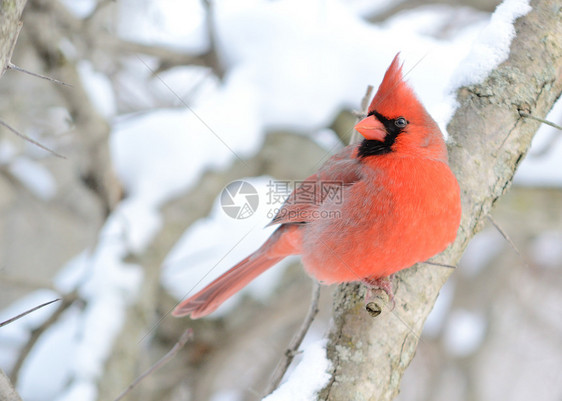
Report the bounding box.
[320,1,562,400]
[0,0,27,76]
[0,370,22,401]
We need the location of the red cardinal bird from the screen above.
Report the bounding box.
[173,54,461,319]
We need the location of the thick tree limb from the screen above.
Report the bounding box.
[320,1,562,400]
[0,0,27,77]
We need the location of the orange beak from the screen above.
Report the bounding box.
[354,116,387,142]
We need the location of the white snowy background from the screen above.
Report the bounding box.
[1,0,561,400]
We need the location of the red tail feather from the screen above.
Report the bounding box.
[173,225,301,318]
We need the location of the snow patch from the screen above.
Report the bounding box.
[6,211,144,401]
[9,157,57,200]
[117,0,207,52]
[449,0,531,89]
[77,61,117,118]
[263,340,331,401]
[60,0,96,18]
[530,230,562,268]
[443,309,487,356]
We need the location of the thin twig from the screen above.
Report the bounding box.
[360,85,374,114]
[8,63,73,87]
[350,85,374,144]
[519,111,562,131]
[0,120,66,159]
[421,261,457,269]
[487,215,531,268]
[0,298,60,329]
[113,328,194,401]
[10,291,78,385]
[519,111,562,157]
[264,281,321,396]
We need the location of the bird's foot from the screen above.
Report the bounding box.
[362,275,395,317]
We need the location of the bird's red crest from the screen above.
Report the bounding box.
[369,54,421,120]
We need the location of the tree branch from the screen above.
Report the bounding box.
[0,370,22,401]
[7,62,72,87]
[113,328,193,401]
[264,281,321,396]
[0,119,66,158]
[320,0,562,399]
[24,0,123,213]
[0,0,27,77]
[10,292,79,386]
[0,298,60,329]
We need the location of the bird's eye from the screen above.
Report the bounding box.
[395,117,408,128]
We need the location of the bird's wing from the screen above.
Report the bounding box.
[267,144,361,226]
